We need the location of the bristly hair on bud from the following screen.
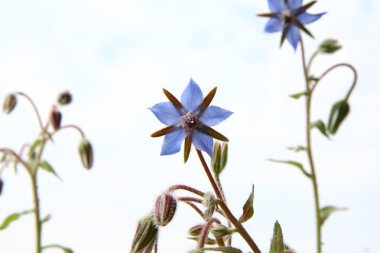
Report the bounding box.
[3,93,17,114]
[154,192,177,226]
[130,214,158,253]
[78,139,94,169]
[57,90,72,106]
[49,106,62,131]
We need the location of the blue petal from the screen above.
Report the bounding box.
[160,128,186,155]
[288,0,302,10]
[286,24,301,50]
[297,12,326,24]
[268,0,286,13]
[181,79,204,112]
[199,106,233,127]
[192,131,213,158]
[264,17,284,33]
[150,102,181,126]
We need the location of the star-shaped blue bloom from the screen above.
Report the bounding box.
[258,0,326,50]
[150,79,232,162]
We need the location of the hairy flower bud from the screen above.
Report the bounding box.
[327,100,350,135]
[0,178,3,196]
[3,93,17,114]
[154,193,177,226]
[188,224,204,236]
[78,139,94,169]
[57,90,72,106]
[211,224,232,237]
[319,39,342,54]
[202,192,216,209]
[50,106,62,131]
[131,214,158,253]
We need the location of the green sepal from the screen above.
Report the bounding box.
[238,185,254,223]
[269,221,284,253]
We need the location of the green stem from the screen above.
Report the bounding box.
[196,149,261,253]
[31,174,42,253]
[300,39,322,253]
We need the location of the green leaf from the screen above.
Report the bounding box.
[312,120,330,139]
[41,214,52,224]
[239,185,254,223]
[289,92,307,99]
[28,139,42,161]
[320,206,347,227]
[287,146,306,152]
[268,159,311,178]
[39,161,61,180]
[307,75,319,82]
[42,245,74,253]
[269,221,284,253]
[0,209,34,231]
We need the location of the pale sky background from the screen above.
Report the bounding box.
[0,0,379,252]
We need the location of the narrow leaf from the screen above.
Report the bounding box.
[287,146,306,152]
[0,209,34,231]
[151,125,174,137]
[312,120,330,139]
[184,136,191,163]
[28,139,42,161]
[320,206,347,227]
[41,214,52,224]
[239,185,254,223]
[39,161,61,180]
[162,88,183,111]
[269,221,284,253]
[268,159,311,178]
[289,92,307,99]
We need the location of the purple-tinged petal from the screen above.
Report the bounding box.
[192,131,213,158]
[268,0,287,13]
[150,102,181,126]
[199,106,233,127]
[288,0,303,10]
[286,24,301,50]
[264,17,284,33]
[181,79,204,112]
[160,128,186,155]
[297,12,326,24]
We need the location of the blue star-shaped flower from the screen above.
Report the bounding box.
[150,79,232,162]
[258,0,326,50]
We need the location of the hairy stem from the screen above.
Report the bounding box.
[196,149,261,253]
[300,39,322,253]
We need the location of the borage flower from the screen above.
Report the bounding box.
[258,0,326,50]
[150,79,232,162]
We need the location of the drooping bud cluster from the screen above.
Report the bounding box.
[57,90,72,106]
[154,192,177,226]
[78,139,94,169]
[3,93,17,114]
[49,106,62,131]
[130,214,158,253]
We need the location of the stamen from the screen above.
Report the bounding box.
[181,112,198,131]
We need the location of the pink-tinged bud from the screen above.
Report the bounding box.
[50,106,62,131]
[78,139,94,169]
[131,214,158,253]
[3,93,17,114]
[154,193,177,226]
[0,178,3,196]
[188,224,204,236]
[57,90,72,106]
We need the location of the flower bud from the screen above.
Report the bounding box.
[202,192,216,209]
[0,178,4,196]
[57,90,72,106]
[327,100,350,135]
[319,39,342,54]
[154,193,177,226]
[131,214,158,253]
[78,139,94,169]
[211,224,232,237]
[3,93,17,114]
[188,224,204,236]
[49,106,62,131]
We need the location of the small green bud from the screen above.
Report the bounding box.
[49,106,62,131]
[211,224,232,237]
[154,193,177,226]
[327,100,350,135]
[202,192,216,209]
[78,139,94,169]
[130,214,158,253]
[188,224,203,236]
[3,93,17,114]
[212,142,228,177]
[319,39,342,54]
[57,90,72,106]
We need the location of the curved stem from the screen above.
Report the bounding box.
[300,39,322,253]
[167,184,205,197]
[198,218,221,249]
[196,149,261,253]
[56,124,86,139]
[311,63,358,100]
[15,92,44,131]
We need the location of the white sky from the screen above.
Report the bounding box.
[0,0,379,252]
